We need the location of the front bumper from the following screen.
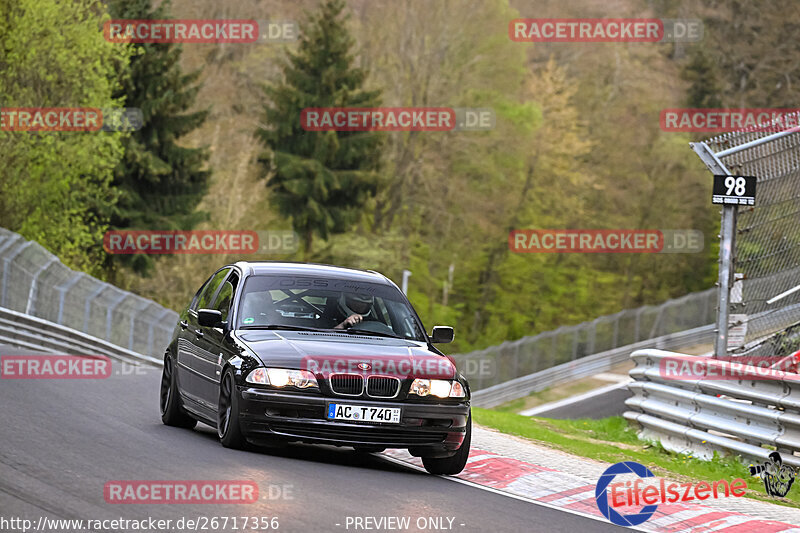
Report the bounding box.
[238,387,469,454]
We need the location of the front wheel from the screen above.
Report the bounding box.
[422,414,471,475]
[218,369,247,449]
[160,354,197,429]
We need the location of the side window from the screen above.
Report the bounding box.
[212,272,239,323]
[193,268,230,311]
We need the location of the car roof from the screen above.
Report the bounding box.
[232,261,392,285]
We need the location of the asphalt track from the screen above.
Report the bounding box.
[0,345,625,533]
[531,385,632,420]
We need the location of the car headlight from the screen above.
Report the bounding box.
[245,367,318,389]
[409,378,465,398]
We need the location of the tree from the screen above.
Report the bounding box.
[255,0,383,259]
[105,0,211,276]
[682,48,723,109]
[0,0,130,276]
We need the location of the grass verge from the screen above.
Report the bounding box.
[472,408,800,507]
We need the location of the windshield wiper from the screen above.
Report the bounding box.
[343,328,404,339]
[239,324,332,333]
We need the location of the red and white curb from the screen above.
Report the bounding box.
[381,448,800,532]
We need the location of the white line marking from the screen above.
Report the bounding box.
[377,453,648,531]
[519,380,631,417]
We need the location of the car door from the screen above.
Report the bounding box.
[197,270,240,406]
[176,267,230,410]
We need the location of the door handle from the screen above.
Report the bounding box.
[194,329,204,338]
[180,320,188,329]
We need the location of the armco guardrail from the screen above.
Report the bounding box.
[0,227,177,357]
[471,324,715,408]
[0,306,161,366]
[624,349,800,468]
[471,301,800,408]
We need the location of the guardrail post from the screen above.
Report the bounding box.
[1,240,32,308]
[0,234,23,306]
[129,298,153,351]
[571,327,579,360]
[84,283,109,333]
[55,272,85,324]
[634,308,644,342]
[105,290,129,342]
[25,256,57,316]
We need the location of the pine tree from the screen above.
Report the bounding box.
[256,0,383,259]
[106,0,210,275]
[682,48,723,109]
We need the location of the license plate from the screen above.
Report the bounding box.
[327,403,401,424]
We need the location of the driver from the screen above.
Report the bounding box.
[334,293,374,329]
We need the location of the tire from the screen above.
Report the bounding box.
[160,354,197,429]
[218,368,247,449]
[422,414,471,475]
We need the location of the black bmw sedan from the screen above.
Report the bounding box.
[160,262,471,475]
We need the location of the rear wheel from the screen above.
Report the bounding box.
[160,354,197,429]
[422,414,471,475]
[218,369,247,449]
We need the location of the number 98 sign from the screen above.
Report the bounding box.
[712,174,756,206]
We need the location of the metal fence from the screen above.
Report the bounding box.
[703,116,800,354]
[452,289,717,391]
[625,348,800,468]
[0,227,177,357]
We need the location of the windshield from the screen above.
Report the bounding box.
[236,275,426,341]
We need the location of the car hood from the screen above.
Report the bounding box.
[234,330,456,379]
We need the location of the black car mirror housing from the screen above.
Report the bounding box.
[430,326,454,344]
[197,308,223,327]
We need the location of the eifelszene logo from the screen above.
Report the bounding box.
[595,461,747,526]
[596,462,658,527]
[749,452,796,498]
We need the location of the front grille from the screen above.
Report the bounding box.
[367,376,400,398]
[329,374,363,396]
[268,422,448,446]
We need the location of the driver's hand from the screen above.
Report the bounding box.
[335,314,363,329]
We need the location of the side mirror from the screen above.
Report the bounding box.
[430,326,454,344]
[197,308,223,328]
